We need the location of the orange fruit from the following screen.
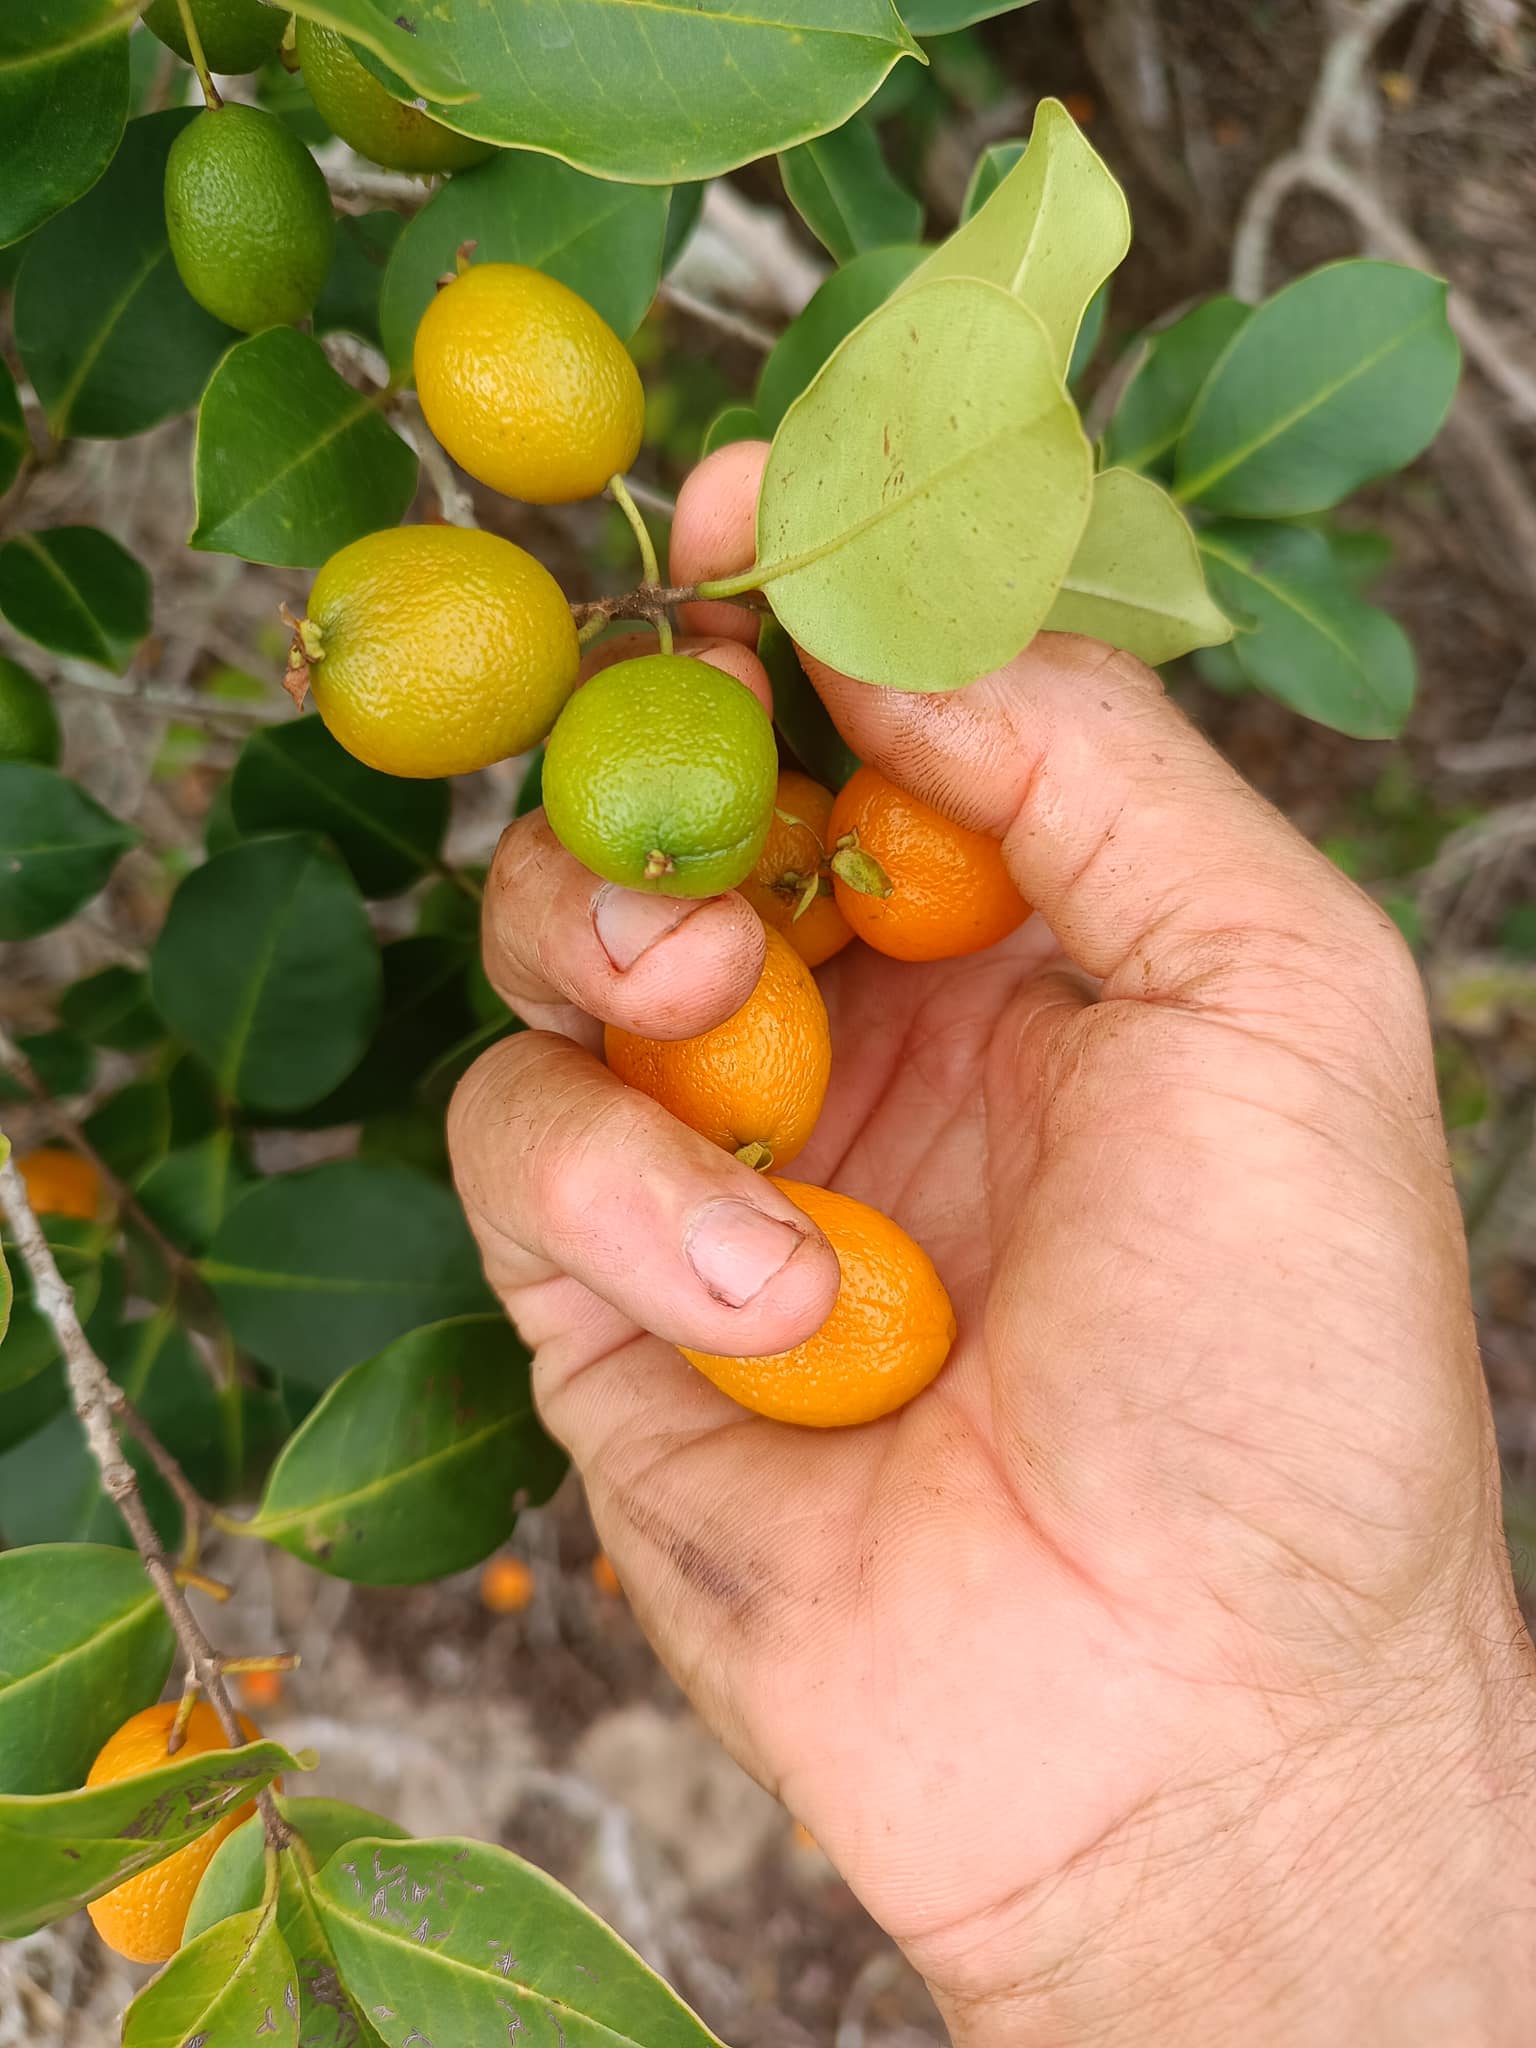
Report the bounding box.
[591,1553,622,1598]
[739,770,853,970]
[15,1146,102,1221]
[480,1556,535,1614]
[235,1668,285,1712]
[827,766,1030,962]
[604,927,830,1170]
[86,1701,262,1965]
[681,1180,956,1427]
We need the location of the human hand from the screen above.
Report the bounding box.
[450,444,1536,2045]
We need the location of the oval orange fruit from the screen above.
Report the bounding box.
[681,1179,956,1427]
[15,1146,102,1221]
[739,769,853,970]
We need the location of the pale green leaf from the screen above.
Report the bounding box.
[1043,468,1232,665]
[122,1907,298,2048]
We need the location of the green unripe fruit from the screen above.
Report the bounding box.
[164,104,334,335]
[295,20,495,175]
[142,0,288,76]
[0,659,61,766]
[543,655,779,898]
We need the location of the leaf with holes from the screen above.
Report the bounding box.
[0,526,150,671]
[1043,468,1232,666]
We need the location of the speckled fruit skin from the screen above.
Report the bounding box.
[541,654,778,897]
[295,19,495,174]
[164,103,334,334]
[303,525,579,779]
[414,263,645,505]
[142,0,288,75]
[681,1180,958,1427]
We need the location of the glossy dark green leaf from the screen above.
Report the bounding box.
[250,1314,565,1584]
[0,1738,305,1937]
[230,717,449,898]
[960,138,1024,220]
[0,1027,95,1102]
[192,329,418,568]
[1175,262,1461,516]
[0,526,150,671]
[313,1835,724,2048]
[0,27,128,248]
[204,1161,493,1387]
[357,1105,450,1178]
[663,181,706,273]
[779,114,923,263]
[314,210,404,351]
[1102,295,1251,476]
[760,616,860,790]
[122,1906,298,2048]
[701,404,765,458]
[377,150,670,374]
[0,1544,174,1795]
[420,1014,522,1103]
[291,1,919,183]
[1043,467,1232,665]
[82,1077,170,1181]
[13,109,238,440]
[285,935,475,1130]
[1199,520,1416,739]
[151,834,383,1114]
[0,362,27,494]
[1067,277,1108,390]
[58,964,163,1052]
[756,242,925,433]
[137,1132,254,1257]
[0,763,137,940]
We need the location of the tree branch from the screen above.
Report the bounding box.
[657,281,778,355]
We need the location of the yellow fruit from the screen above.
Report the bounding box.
[414,263,645,504]
[294,525,579,778]
[15,1147,102,1221]
[86,1702,263,1965]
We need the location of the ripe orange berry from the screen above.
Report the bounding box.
[681,1179,956,1427]
[604,927,830,1171]
[591,1552,622,1598]
[827,766,1030,963]
[15,1146,102,1221]
[86,1701,262,1965]
[480,1555,535,1614]
[235,1668,285,1712]
[739,770,854,970]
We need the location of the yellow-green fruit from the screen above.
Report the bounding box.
[143,0,288,74]
[542,656,778,897]
[295,19,494,174]
[300,526,579,779]
[0,659,61,766]
[414,263,645,505]
[165,104,334,334]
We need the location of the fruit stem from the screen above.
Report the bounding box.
[608,474,674,654]
[830,837,893,898]
[173,0,223,107]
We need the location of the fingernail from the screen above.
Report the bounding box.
[685,1200,805,1309]
[593,884,703,972]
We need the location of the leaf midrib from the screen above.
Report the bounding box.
[0,1593,163,1708]
[1197,534,1386,705]
[4,533,116,666]
[214,849,312,1099]
[47,243,170,437]
[254,1405,533,1539]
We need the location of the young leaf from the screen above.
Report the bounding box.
[1102,295,1252,476]
[754,277,1092,691]
[281,1,920,184]
[1175,261,1461,516]
[0,25,128,247]
[0,762,138,941]
[1198,520,1416,739]
[0,1544,174,1795]
[0,362,27,495]
[756,243,926,433]
[203,1161,493,1387]
[378,151,670,375]
[779,114,923,264]
[150,833,383,1115]
[13,108,237,440]
[0,1737,305,1937]
[249,1314,566,1585]
[230,717,450,899]
[122,1905,298,2048]
[1042,468,1232,666]
[192,329,418,568]
[281,935,476,1131]
[58,964,163,1052]
[312,1835,725,2048]
[314,210,404,352]
[901,97,1129,376]
[0,526,150,671]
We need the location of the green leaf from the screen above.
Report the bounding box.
[0,361,27,495]
[960,138,1024,221]
[0,1737,305,1937]
[756,242,924,434]
[188,1799,408,2048]
[0,1225,106,1455]
[284,1,920,184]
[0,1245,8,1353]
[901,97,1129,376]
[779,114,923,264]
[313,1835,725,2048]
[1067,278,1108,391]
[904,0,1026,26]
[150,834,383,1114]
[137,1132,255,1257]
[0,30,128,248]
[701,404,765,458]
[0,1026,95,1102]
[314,209,404,351]
[203,1161,493,1387]
[13,109,238,440]
[420,1015,523,1104]
[191,329,418,568]
[1175,261,1461,515]
[0,762,137,940]
[58,964,163,1052]
[1323,522,1395,593]
[0,1545,174,1796]
[82,1078,170,1181]
[230,717,450,899]
[1101,295,1251,476]
[1043,468,1232,666]
[283,935,475,1130]
[754,277,1091,690]
[0,525,150,671]
[249,1314,565,1585]
[378,152,670,376]
[759,616,860,790]
[122,1906,299,2048]
[662,181,706,273]
[1199,520,1416,739]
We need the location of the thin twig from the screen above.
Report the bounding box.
[657,281,778,355]
[320,162,436,206]
[110,1391,219,1564]
[618,476,678,520]
[51,672,292,726]
[393,392,478,527]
